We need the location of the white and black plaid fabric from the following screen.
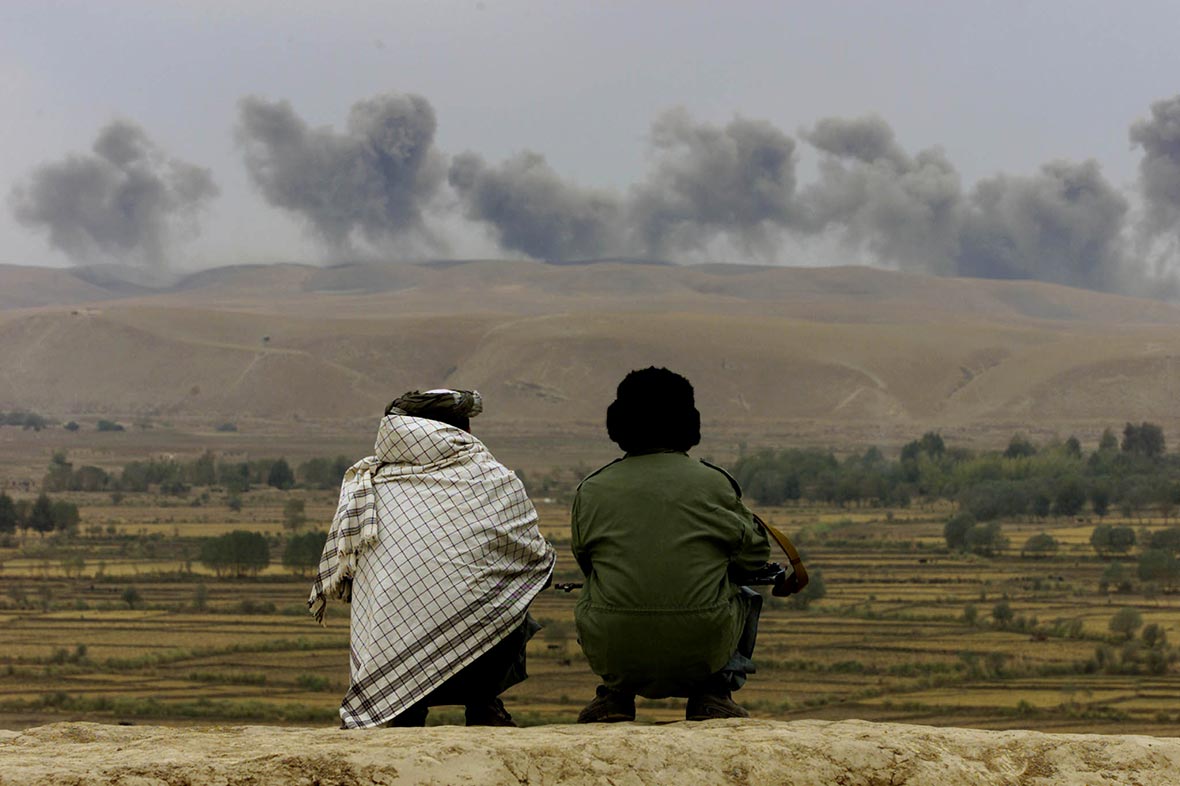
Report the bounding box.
[308,414,555,728]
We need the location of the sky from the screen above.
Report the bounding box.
[4,1,1180,294]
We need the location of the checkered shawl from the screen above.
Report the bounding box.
[308,414,555,728]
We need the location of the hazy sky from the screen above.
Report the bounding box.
[4,0,1180,279]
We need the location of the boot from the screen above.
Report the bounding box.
[685,691,749,721]
[385,703,429,727]
[465,696,517,727]
[577,684,636,723]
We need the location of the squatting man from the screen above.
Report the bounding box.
[309,371,780,726]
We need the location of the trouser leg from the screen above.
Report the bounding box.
[418,613,541,707]
[710,587,763,693]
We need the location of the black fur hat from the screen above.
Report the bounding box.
[606,367,701,453]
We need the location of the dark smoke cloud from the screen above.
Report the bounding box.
[800,115,963,275]
[445,101,1180,294]
[956,160,1129,290]
[448,151,624,260]
[236,92,444,249]
[9,121,218,266]
[628,108,801,258]
[1130,94,1180,240]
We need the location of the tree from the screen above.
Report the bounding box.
[1063,435,1082,458]
[199,530,271,577]
[1098,428,1119,453]
[218,461,250,494]
[944,512,976,551]
[1109,607,1143,640]
[1090,485,1110,518]
[121,585,141,609]
[190,451,216,487]
[965,521,1007,556]
[267,458,295,490]
[1151,527,1180,555]
[0,493,16,534]
[992,600,1014,627]
[1142,623,1167,649]
[282,498,307,531]
[50,501,80,534]
[1053,478,1087,518]
[1138,549,1180,591]
[1122,422,1166,459]
[283,531,328,576]
[27,494,55,534]
[1100,562,1132,593]
[1003,434,1037,459]
[1109,525,1136,554]
[43,451,76,492]
[1090,524,1112,556]
[1021,533,1058,558]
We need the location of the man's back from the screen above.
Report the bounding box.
[571,450,769,698]
[573,451,765,611]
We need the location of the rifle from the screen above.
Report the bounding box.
[553,567,784,593]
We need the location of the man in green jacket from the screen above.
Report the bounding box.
[571,367,771,722]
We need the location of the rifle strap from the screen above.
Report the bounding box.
[753,513,808,590]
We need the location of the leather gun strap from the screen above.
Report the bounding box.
[752,513,809,589]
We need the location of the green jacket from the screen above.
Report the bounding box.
[570,450,770,697]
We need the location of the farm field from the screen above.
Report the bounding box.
[4,490,1180,735]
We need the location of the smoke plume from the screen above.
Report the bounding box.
[9,121,218,266]
[800,115,963,275]
[448,151,624,260]
[236,92,444,250]
[1130,95,1180,241]
[956,161,1129,291]
[628,108,801,258]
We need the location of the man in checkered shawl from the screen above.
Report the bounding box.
[309,389,556,728]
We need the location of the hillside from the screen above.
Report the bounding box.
[1,260,1179,447]
[3,720,1179,785]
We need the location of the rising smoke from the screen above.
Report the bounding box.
[1130,95,1180,242]
[14,91,1180,293]
[957,161,1129,291]
[448,151,624,260]
[448,99,1180,294]
[236,92,445,251]
[9,121,218,266]
[800,115,963,275]
[627,108,802,259]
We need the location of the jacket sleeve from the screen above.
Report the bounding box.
[726,492,771,573]
[700,461,770,572]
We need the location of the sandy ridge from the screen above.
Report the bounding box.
[2,719,1179,785]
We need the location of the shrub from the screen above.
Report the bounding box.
[1109,607,1143,640]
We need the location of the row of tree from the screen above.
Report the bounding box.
[732,423,1178,520]
[0,492,79,535]
[197,529,326,577]
[0,410,49,431]
[42,451,354,496]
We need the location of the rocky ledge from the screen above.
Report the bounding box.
[2,719,1179,785]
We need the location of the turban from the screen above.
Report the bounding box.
[386,388,483,420]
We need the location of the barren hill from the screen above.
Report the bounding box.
[2,260,1179,448]
[3,719,1179,785]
